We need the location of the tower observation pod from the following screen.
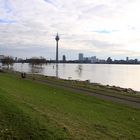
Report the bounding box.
[55,33,60,63]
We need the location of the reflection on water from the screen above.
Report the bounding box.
[1,65,14,71]
[56,64,59,77]
[76,65,83,77]
[12,63,140,91]
[29,65,45,74]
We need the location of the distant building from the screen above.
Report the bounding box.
[0,55,4,62]
[0,55,4,59]
[134,59,138,64]
[107,57,112,64]
[79,53,84,62]
[90,56,97,63]
[17,58,23,62]
[126,57,129,62]
[84,57,89,61]
[62,55,66,62]
[98,59,106,63]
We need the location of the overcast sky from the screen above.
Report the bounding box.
[0,0,140,60]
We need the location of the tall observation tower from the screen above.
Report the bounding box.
[55,33,60,63]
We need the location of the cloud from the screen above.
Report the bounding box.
[92,29,118,34]
[42,0,56,6]
[0,0,140,59]
[4,0,12,13]
[0,18,15,24]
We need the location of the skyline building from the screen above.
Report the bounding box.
[90,56,97,63]
[126,57,129,62]
[63,55,66,62]
[79,53,84,61]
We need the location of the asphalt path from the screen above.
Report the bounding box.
[30,77,140,109]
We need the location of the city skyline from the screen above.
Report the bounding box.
[0,0,140,60]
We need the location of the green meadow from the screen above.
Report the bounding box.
[0,72,140,140]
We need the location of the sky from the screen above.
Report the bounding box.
[0,0,140,60]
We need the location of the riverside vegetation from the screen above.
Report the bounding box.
[0,70,140,140]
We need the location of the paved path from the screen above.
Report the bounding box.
[30,77,140,109]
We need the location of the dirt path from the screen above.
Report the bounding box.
[28,77,140,109]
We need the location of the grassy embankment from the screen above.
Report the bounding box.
[32,74,140,98]
[0,72,140,139]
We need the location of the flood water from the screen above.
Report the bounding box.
[8,63,140,91]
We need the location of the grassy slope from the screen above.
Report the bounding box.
[38,75,140,98]
[0,73,140,140]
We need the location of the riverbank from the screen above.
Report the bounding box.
[0,71,140,139]
[2,63,140,91]
[2,69,140,108]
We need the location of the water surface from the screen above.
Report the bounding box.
[12,63,140,91]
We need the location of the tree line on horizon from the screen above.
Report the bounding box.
[0,56,47,67]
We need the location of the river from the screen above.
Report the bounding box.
[4,63,140,91]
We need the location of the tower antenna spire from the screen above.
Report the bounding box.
[55,33,60,63]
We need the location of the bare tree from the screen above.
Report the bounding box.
[29,57,46,66]
[1,56,14,68]
[28,57,46,79]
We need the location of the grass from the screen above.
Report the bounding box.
[31,74,140,99]
[0,72,140,139]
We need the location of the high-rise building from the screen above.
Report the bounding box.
[62,55,66,62]
[79,53,84,61]
[126,57,129,62]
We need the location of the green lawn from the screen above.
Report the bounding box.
[0,72,140,140]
